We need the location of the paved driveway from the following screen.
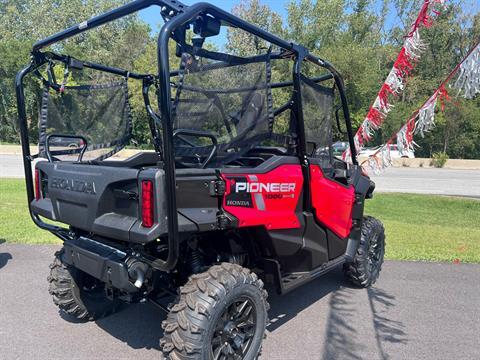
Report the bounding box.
[0,244,479,359]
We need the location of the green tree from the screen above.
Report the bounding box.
[382,1,480,158]
[0,0,152,145]
[1,0,479,159]
[227,0,284,56]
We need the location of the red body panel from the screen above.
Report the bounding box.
[309,165,355,239]
[221,165,303,230]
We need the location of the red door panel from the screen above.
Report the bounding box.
[309,165,354,239]
[221,165,303,230]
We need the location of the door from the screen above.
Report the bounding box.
[300,74,355,239]
[309,165,355,239]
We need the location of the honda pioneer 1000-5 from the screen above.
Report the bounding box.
[16,1,385,358]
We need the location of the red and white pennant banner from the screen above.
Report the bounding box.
[453,44,480,99]
[343,0,446,162]
[363,41,480,174]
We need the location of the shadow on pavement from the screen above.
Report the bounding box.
[0,252,13,270]
[367,287,408,359]
[63,264,406,357]
[95,302,165,350]
[87,268,345,351]
[322,280,407,360]
[322,284,365,360]
[0,239,13,270]
[267,266,344,331]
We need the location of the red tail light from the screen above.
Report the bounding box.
[35,168,41,200]
[141,180,154,228]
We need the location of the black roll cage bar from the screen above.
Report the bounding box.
[16,0,358,272]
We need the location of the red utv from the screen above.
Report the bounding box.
[16,0,385,358]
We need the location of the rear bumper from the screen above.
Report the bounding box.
[62,237,138,293]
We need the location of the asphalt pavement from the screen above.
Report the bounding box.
[0,155,24,178]
[0,244,479,359]
[369,167,480,198]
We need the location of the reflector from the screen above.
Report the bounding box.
[35,168,41,201]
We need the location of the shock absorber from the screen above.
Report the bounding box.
[189,249,204,274]
[228,253,247,266]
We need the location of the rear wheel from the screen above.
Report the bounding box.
[161,263,269,359]
[343,216,385,287]
[47,249,119,321]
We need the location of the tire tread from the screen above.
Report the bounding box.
[343,216,385,287]
[47,249,117,321]
[161,263,268,359]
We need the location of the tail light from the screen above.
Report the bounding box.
[35,168,41,200]
[141,180,154,228]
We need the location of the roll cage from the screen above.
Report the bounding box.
[16,0,358,272]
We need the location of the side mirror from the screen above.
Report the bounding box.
[193,15,221,38]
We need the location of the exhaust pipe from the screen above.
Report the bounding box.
[127,258,147,289]
[132,267,145,288]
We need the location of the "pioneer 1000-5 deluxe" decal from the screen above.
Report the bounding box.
[221,165,303,230]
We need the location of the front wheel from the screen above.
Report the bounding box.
[343,216,385,287]
[161,263,269,359]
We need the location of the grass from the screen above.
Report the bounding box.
[0,179,60,244]
[365,193,480,263]
[1,178,479,262]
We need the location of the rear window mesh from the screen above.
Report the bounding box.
[38,80,132,161]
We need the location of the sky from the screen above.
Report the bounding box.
[139,0,289,32]
[138,0,288,48]
[138,0,479,48]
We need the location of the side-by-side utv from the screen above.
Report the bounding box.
[16,0,385,358]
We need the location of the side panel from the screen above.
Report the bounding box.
[176,171,218,232]
[310,165,355,239]
[221,165,303,230]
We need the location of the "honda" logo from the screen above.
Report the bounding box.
[50,177,96,194]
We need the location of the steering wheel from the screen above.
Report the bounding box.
[172,129,218,168]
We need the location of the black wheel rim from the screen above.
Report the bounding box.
[368,232,383,274]
[210,297,257,360]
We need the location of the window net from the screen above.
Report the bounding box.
[38,80,132,161]
[301,75,334,158]
[171,53,276,166]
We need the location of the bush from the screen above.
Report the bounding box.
[431,152,449,168]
